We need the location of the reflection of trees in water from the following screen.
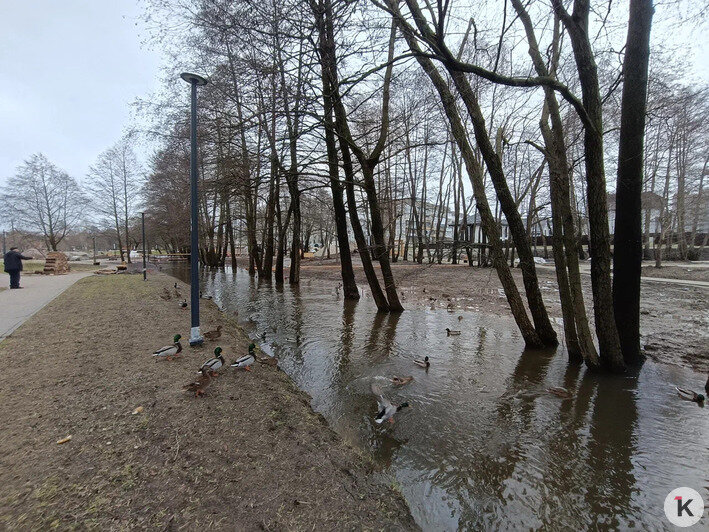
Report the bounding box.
[458,347,560,528]
[335,300,358,376]
[584,367,640,528]
[460,346,640,529]
[362,311,402,361]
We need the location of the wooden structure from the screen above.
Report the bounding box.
[43,252,70,274]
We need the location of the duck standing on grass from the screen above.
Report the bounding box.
[203,325,222,341]
[180,299,187,309]
[414,356,430,368]
[200,347,225,376]
[184,368,212,397]
[231,343,256,371]
[152,335,182,361]
[372,384,409,424]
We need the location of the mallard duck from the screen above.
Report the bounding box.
[446,328,461,336]
[414,356,430,368]
[152,334,182,361]
[676,386,705,403]
[390,375,414,386]
[200,291,213,300]
[458,315,463,321]
[184,368,212,397]
[203,325,222,341]
[180,299,187,309]
[199,347,225,376]
[231,343,256,371]
[372,384,409,424]
[547,387,573,399]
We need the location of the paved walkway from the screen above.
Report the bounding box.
[0,272,91,343]
[535,264,709,289]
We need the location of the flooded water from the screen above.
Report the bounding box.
[167,265,709,530]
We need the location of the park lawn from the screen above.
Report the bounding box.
[0,259,101,273]
[0,273,414,530]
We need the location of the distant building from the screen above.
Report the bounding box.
[448,212,509,242]
[607,191,663,234]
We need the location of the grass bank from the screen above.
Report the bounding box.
[1,259,101,273]
[0,273,415,530]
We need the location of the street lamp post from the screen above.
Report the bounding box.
[92,236,97,265]
[141,212,147,281]
[2,230,6,256]
[180,72,208,347]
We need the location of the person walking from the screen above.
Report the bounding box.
[3,247,32,289]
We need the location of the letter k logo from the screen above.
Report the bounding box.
[675,496,694,517]
[666,488,703,527]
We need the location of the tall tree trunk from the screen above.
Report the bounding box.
[315,5,359,300]
[512,0,598,366]
[613,0,654,365]
[552,0,625,371]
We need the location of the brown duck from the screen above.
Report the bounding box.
[183,368,212,397]
[203,326,223,341]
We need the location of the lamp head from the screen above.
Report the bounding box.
[180,72,208,85]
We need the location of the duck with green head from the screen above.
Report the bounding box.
[372,384,409,424]
[200,347,225,376]
[231,343,256,371]
[152,334,182,361]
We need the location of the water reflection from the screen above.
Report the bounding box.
[168,265,709,530]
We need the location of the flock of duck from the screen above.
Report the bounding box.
[151,331,259,396]
[150,283,458,424]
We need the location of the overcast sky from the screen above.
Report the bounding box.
[0,1,163,188]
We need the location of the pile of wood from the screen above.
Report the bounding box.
[43,252,70,274]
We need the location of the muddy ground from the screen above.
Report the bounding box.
[296,260,708,374]
[0,274,415,530]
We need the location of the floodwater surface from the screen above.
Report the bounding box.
[167,265,709,530]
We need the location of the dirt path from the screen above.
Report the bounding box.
[297,260,708,374]
[0,273,415,530]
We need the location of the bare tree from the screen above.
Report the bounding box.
[3,153,85,251]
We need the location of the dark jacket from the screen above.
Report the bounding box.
[3,250,32,272]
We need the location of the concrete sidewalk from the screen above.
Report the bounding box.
[0,272,91,343]
[535,264,709,289]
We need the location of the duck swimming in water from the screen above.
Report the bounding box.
[446,328,461,336]
[414,356,430,368]
[676,386,705,403]
[390,376,414,386]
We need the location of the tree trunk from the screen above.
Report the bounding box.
[613,0,654,365]
[552,0,625,371]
